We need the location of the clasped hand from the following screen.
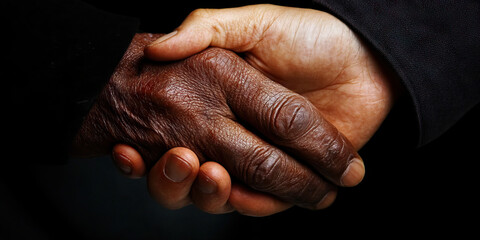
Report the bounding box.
[73,4,398,216]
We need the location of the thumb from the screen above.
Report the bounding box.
[144,4,276,61]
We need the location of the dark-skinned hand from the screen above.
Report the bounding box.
[115,4,401,216]
[72,33,363,212]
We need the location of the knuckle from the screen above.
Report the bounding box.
[187,8,224,42]
[153,76,187,107]
[192,48,236,69]
[242,147,284,192]
[318,130,351,170]
[186,48,239,81]
[270,95,316,142]
[188,8,212,19]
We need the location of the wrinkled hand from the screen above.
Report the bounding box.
[134,4,400,215]
[73,33,362,211]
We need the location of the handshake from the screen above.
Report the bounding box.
[72,5,398,216]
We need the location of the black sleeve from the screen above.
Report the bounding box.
[3,0,140,163]
[312,0,480,146]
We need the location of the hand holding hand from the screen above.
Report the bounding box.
[146,4,400,149]
[73,33,362,213]
[130,4,401,216]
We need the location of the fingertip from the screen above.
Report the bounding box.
[163,147,199,183]
[315,190,337,210]
[191,162,233,214]
[166,147,200,171]
[112,144,145,179]
[147,147,200,210]
[341,158,365,187]
[148,30,178,48]
[197,162,231,194]
[144,28,211,61]
[149,147,200,185]
[144,32,181,61]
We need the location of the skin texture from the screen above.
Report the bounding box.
[146,4,400,149]
[119,4,400,216]
[72,33,362,209]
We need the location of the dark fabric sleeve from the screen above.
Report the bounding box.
[312,0,480,146]
[3,0,140,163]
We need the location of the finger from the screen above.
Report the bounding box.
[112,144,146,179]
[205,116,337,210]
[147,147,199,210]
[144,5,274,61]
[200,48,364,187]
[191,162,301,216]
[190,162,234,214]
[230,79,364,187]
[229,183,294,217]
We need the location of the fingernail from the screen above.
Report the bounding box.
[341,158,365,187]
[316,191,337,209]
[164,155,192,183]
[113,153,132,175]
[197,172,217,194]
[149,30,178,46]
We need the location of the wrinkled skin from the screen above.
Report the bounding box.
[146,5,401,149]
[72,33,360,209]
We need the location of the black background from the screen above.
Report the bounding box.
[2,0,479,239]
